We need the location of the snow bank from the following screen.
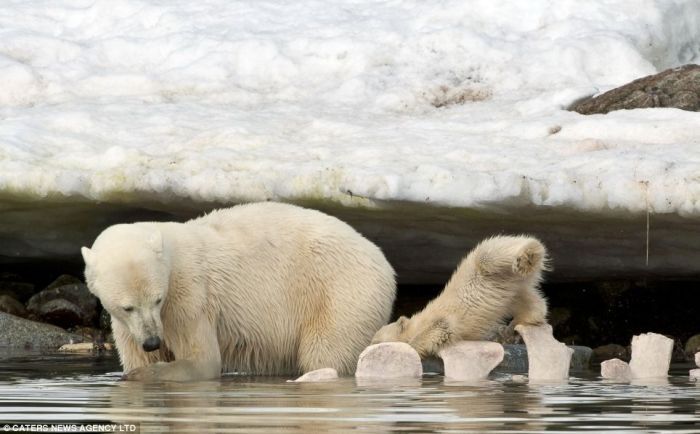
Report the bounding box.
[1,0,699,214]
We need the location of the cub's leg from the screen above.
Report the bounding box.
[407,318,454,358]
[511,286,548,326]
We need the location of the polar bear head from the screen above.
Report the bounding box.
[81,224,170,353]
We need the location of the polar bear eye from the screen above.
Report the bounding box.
[155,298,162,305]
[123,306,134,313]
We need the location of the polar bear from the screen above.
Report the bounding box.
[81,202,396,381]
[371,235,548,357]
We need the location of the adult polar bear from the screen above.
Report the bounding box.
[82,202,396,381]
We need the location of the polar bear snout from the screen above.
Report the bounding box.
[142,336,161,352]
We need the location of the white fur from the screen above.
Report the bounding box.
[371,235,548,357]
[82,202,396,380]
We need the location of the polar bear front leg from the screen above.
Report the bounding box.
[123,319,222,382]
[113,320,160,372]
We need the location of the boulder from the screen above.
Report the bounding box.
[0,294,27,318]
[0,312,85,349]
[629,332,673,379]
[35,299,84,329]
[498,345,530,372]
[439,341,504,381]
[46,274,83,290]
[500,344,591,372]
[601,358,632,381]
[593,343,630,362]
[515,324,574,381]
[0,280,35,303]
[26,280,98,328]
[292,368,338,382]
[491,323,522,344]
[571,64,700,114]
[684,334,700,357]
[355,342,422,379]
[423,344,591,374]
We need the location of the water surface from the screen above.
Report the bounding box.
[0,351,698,433]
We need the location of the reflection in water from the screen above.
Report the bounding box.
[0,352,698,433]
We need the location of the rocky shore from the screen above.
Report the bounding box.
[0,272,113,351]
[1,269,698,368]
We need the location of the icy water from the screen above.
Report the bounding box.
[0,351,698,433]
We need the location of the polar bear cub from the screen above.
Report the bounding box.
[372,235,548,357]
[82,202,396,381]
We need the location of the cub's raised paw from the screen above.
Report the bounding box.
[513,246,544,276]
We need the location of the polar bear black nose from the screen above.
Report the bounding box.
[142,336,161,352]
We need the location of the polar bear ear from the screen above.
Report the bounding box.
[81,247,94,268]
[147,230,163,255]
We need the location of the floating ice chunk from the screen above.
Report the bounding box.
[355,342,422,379]
[690,369,700,381]
[601,358,632,380]
[292,368,338,382]
[629,332,673,379]
[439,341,504,381]
[515,324,573,381]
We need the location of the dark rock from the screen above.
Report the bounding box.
[0,281,35,303]
[46,274,83,290]
[422,344,592,374]
[421,357,444,374]
[99,309,112,331]
[36,299,84,329]
[571,64,700,114]
[491,324,522,345]
[593,343,629,362]
[26,282,98,327]
[499,344,592,373]
[685,334,700,357]
[0,312,85,349]
[0,294,27,318]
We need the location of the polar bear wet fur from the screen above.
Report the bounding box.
[81,202,396,381]
[372,235,548,357]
